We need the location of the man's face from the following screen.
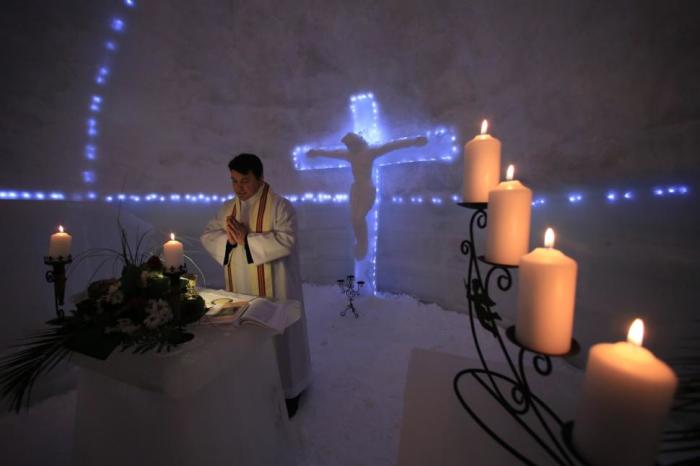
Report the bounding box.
[230,170,264,201]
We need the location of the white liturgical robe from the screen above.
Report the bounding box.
[201,185,311,398]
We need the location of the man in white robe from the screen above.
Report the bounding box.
[201,153,311,416]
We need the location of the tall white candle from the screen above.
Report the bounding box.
[516,228,577,354]
[574,319,678,466]
[463,119,501,203]
[485,165,532,265]
[163,233,184,269]
[48,225,72,258]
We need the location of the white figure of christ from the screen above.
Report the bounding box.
[307,132,427,260]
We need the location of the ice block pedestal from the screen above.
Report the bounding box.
[72,323,295,466]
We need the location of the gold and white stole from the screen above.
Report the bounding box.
[224,183,275,298]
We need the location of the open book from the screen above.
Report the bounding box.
[203,296,289,335]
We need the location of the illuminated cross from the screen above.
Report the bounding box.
[291,92,457,293]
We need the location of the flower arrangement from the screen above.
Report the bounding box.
[0,232,206,412]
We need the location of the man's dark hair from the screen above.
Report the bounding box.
[228,153,263,178]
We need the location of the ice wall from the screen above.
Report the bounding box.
[1,0,698,194]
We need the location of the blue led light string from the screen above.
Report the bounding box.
[80,1,136,187]
[0,185,691,205]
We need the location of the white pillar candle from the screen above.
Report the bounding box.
[485,165,532,265]
[463,119,501,203]
[48,225,72,258]
[574,319,678,466]
[163,233,184,269]
[516,228,577,354]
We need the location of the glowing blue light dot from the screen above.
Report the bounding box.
[623,191,634,200]
[82,171,96,183]
[124,0,135,7]
[111,18,125,31]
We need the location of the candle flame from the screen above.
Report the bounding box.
[627,318,645,346]
[544,228,555,248]
[58,225,64,233]
[506,164,514,181]
[480,119,488,135]
[170,233,175,241]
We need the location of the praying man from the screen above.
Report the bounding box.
[201,153,311,417]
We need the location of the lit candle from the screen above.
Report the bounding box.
[163,233,184,269]
[516,228,577,354]
[48,225,72,259]
[485,165,532,265]
[463,119,501,203]
[574,319,678,466]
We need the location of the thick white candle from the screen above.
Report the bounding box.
[516,228,577,354]
[485,165,532,265]
[574,320,678,466]
[48,225,72,258]
[163,233,184,269]
[463,120,501,203]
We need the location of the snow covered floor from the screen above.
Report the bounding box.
[0,283,549,466]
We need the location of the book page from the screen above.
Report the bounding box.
[198,289,252,324]
[239,299,288,334]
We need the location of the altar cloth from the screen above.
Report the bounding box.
[72,291,300,466]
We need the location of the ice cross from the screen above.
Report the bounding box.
[291,92,457,293]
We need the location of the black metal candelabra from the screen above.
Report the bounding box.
[164,264,187,325]
[337,275,365,318]
[453,202,586,466]
[44,255,73,319]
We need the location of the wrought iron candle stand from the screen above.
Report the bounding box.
[453,202,586,466]
[337,275,365,318]
[164,264,187,325]
[44,255,73,319]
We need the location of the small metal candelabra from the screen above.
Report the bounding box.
[164,264,187,325]
[163,264,187,291]
[44,255,73,319]
[454,202,586,465]
[337,275,365,318]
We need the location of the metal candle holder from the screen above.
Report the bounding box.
[164,264,187,325]
[44,255,73,319]
[163,264,187,290]
[337,275,365,318]
[453,202,587,465]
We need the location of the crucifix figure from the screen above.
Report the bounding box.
[292,92,457,292]
[307,132,427,260]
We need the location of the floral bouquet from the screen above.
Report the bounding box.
[0,233,206,412]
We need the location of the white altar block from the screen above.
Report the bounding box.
[397,348,582,466]
[72,324,295,466]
